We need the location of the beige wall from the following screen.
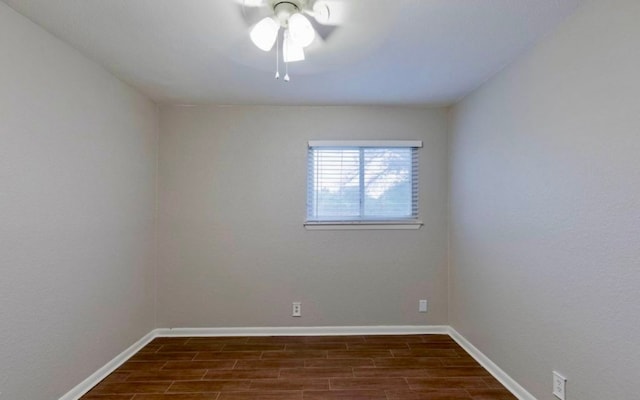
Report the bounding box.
[449,1,640,399]
[158,105,449,327]
[0,3,158,400]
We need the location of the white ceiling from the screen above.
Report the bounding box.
[4,0,582,106]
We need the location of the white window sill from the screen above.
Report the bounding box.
[304,221,423,231]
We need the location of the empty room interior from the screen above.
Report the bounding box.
[1,0,639,399]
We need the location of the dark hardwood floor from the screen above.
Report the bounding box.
[81,334,516,400]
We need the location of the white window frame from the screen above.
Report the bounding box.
[305,140,423,230]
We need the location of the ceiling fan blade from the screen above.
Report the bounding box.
[309,0,347,26]
[238,0,268,7]
[238,1,272,27]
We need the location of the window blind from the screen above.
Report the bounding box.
[306,141,420,222]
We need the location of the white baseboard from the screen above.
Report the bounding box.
[156,325,449,337]
[59,330,158,400]
[448,327,536,400]
[60,325,533,400]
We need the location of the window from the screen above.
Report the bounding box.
[306,140,422,230]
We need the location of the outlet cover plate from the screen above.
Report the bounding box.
[553,371,566,399]
[292,302,301,317]
[419,300,428,312]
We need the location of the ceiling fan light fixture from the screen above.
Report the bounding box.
[250,17,280,51]
[283,29,305,62]
[288,12,315,47]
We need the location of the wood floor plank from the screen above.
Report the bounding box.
[327,350,393,359]
[303,390,387,399]
[248,378,329,391]
[130,353,197,362]
[261,350,327,359]
[302,336,366,343]
[392,349,459,358]
[167,380,251,393]
[218,391,302,400]
[89,382,171,394]
[304,358,374,368]
[439,358,481,367]
[126,370,207,381]
[285,343,348,351]
[373,357,443,368]
[234,359,304,369]
[385,389,472,399]
[363,335,425,343]
[194,351,262,360]
[222,344,285,352]
[347,342,411,350]
[163,360,236,370]
[280,367,354,379]
[329,377,410,391]
[158,345,225,353]
[203,369,280,380]
[353,367,433,378]
[132,395,219,399]
[138,344,162,353]
[118,362,167,371]
[101,372,131,383]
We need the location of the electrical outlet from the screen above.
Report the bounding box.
[419,299,428,312]
[292,302,301,317]
[553,371,566,400]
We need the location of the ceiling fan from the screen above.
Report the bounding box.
[240,0,345,80]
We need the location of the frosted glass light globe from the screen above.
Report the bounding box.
[288,13,315,48]
[250,17,280,51]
